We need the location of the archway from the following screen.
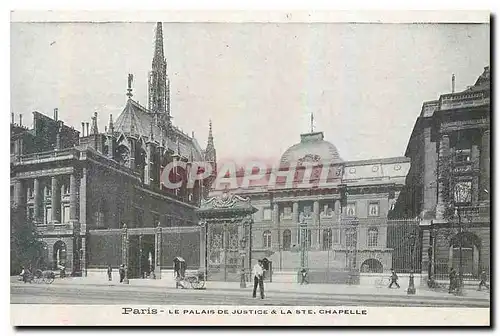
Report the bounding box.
[360,258,383,273]
[53,240,67,270]
[449,232,481,277]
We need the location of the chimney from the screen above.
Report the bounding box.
[452,74,456,93]
[54,108,59,121]
[11,112,14,124]
[19,114,23,127]
[86,122,89,137]
[81,122,85,137]
[105,126,107,133]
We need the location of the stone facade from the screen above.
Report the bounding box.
[394,66,491,282]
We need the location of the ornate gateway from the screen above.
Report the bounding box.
[197,191,257,285]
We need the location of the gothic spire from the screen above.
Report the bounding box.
[205,119,216,163]
[148,22,171,126]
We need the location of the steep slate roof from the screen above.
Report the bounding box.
[114,98,204,161]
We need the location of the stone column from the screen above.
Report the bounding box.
[292,202,299,245]
[471,144,480,203]
[199,221,207,278]
[69,173,78,227]
[480,129,490,201]
[313,200,320,249]
[436,134,450,220]
[79,167,87,232]
[144,143,153,185]
[334,199,341,215]
[154,223,162,279]
[33,178,41,223]
[272,202,280,249]
[51,176,60,223]
[121,224,129,284]
[13,179,24,208]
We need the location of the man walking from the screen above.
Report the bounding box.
[300,268,309,285]
[252,259,265,299]
[478,270,489,291]
[107,265,113,281]
[388,269,400,289]
[119,264,125,283]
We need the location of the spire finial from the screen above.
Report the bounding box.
[452,73,456,93]
[310,112,314,133]
[108,114,114,134]
[90,112,99,135]
[127,74,134,98]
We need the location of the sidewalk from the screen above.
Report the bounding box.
[30,276,490,302]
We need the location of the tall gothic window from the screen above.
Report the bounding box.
[367,227,379,247]
[263,230,272,249]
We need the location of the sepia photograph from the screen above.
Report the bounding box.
[9,11,491,326]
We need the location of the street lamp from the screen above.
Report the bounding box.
[453,181,472,296]
[299,221,307,269]
[407,233,417,295]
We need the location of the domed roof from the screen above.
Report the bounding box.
[280,131,343,165]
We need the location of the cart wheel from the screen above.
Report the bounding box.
[193,279,205,289]
[33,270,43,284]
[44,273,55,284]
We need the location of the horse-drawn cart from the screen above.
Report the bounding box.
[173,256,205,290]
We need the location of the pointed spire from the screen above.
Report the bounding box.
[205,119,216,163]
[107,114,114,134]
[310,112,314,133]
[148,22,170,122]
[154,22,165,62]
[91,112,99,135]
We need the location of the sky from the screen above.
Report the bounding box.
[10,22,490,163]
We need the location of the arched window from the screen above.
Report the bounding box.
[282,229,291,250]
[116,145,130,166]
[367,228,378,247]
[323,229,332,250]
[263,230,272,249]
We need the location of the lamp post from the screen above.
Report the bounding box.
[453,181,471,296]
[300,221,307,269]
[407,233,417,295]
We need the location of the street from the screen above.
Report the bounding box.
[10,282,490,307]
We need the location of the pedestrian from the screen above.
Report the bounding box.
[300,268,309,285]
[107,264,113,281]
[477,270,489,291]
[252,259,265,299]
[448,268,457,294]
[119,264,125,283]
[388,269,400,289]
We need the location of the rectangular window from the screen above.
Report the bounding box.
[303,205,312,216]
[45,207,52,224]
[283,207,292,218]
[263,208,272,220]
[345,202,356,216]
[368,202,380,217]
[62,205,70,223]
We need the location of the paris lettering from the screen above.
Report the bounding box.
[122,307,158,315]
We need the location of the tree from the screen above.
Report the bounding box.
[10,201,44,275]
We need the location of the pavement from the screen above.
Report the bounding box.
[11,276,490,307]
